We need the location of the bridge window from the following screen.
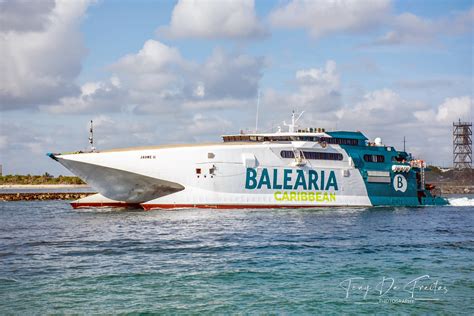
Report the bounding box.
[223,135,359,145]
[364,154,385,163]
[320,137,359,146]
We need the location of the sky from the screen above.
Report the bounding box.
[0,0,473,175]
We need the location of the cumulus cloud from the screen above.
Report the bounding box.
[269,0,391,38]
[44,40,266,115]
[293,60,340,108]
[0,120,57,165]
[269,1,473,46]
[186,113,233,137]
[0,0,56,32]
[106,40,185,110]
[0,0,91,110]
[158,0,266,39]
[371,6,474,46]
[414,96,472,124]
[41,40,182,114]
[372,13,438,45]
[187,48,265,100]
[262,60,342,120]
[336,88,420,128]
[44,77,127,114]
[182,98,252,110]
[354,89,402,111]
[112,40,183,74]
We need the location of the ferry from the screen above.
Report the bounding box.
[47,113,448,209]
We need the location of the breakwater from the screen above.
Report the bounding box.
[435,184,473,195]
[0,192,95,201]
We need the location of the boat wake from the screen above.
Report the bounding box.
[448,197,474,207]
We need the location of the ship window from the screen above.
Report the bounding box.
[364,154,385,163]
[196,168,202,174]
[392,155,405,162]
[320,137,359,146]
[280,150,343,161]
[303,151,343,161]
[280,151,295,158]
[273,136,291,141]
[208,152,215,159]
[298,136,320,142]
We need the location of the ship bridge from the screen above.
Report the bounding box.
[222,111,368,146]
[222,130,367,146]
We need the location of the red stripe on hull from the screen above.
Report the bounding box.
[71,202,142,209]
[141,204,339,210]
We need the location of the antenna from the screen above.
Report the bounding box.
[283,110,305,133]
[294,110,305,124]
[89,120,96,152]
[403,136,406,152]
[255,89,260,132]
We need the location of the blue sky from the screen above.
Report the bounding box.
[0,0,473,174]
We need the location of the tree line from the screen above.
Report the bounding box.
[0,173,85,185]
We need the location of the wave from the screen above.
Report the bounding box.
[448,197,474,206]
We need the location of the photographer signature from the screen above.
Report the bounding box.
[339,275,448,302]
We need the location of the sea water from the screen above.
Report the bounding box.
[0,198,473,314]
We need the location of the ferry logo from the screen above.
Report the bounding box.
[245,168,338,191]
[393,174,407,192]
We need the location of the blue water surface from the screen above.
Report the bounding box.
[0,200,473,314]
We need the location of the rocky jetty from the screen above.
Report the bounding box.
[0,192,95,201]
[426,167,473,194]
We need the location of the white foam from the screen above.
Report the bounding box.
[448,197,474,206]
